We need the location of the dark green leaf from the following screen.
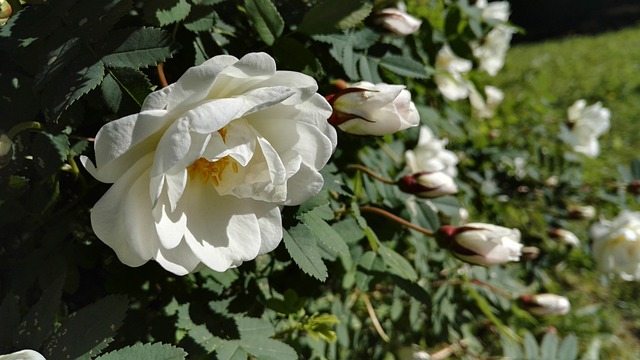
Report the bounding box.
[107,67,153,108]
[184,5,218,32]
[299,0,372,35]
[42,295,129,360]
[244,0,284,46]
[95,342,187,360]
[379,54,429,79]
[13,276,64,349]
[378,246,418,281]
[272,37,323,77]
[444,5,461,37]
[144,0,192,26]
[31,132,70,176]
[301,212,350,259]
[101,27,176,68]
[284,224,328,281]
[101,73,122,113]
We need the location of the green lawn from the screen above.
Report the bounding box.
[488,26,640,358]
[491,25,640,181]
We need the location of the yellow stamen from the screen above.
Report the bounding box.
[187,156,238,186]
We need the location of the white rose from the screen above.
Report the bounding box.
[436,223,523,265]
[82,52,337,275]
[404,125,458,177]
[472,25,514,76]
[0,350,46,360]
[561,99,610,158]
[373,7,422,36]
[591,211,640,280]
[434,45,472,101]
[519,294,571,316]
[475,0,511,22]
[469,85,504,118]
[328,81,420,136]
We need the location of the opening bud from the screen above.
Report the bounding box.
[397,171,458,199]
[519,294,571,316]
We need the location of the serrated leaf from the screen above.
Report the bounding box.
[101,73,122,113]
[358,55,381,83]
[42,295,129,360]
[378,246,418,281]
[284,224,328,281]
[13,276,64,349]
[145,0,192,26]
[31,132,70,176]
[558,334,578,360]
[184,5,218,32]
[107,67,153,108]
[301,212,350,259]
[101,27,176,68]
[299,0,372,35]
[379,54,428,79]
[540,332,559,360]
[237,338,297,360]
[95,342,187,360]
[244,0,284,45]
[414,201,440,232]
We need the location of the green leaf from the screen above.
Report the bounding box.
[378,246,418,281]
[632,159,640,180]
[244,0,284,46]
[299,0,372,35]
[540,332,559,360]
[13,276,64,350]
[558,334,578,360]
[379,54,429,79]
[31,132,70,176]
[523,331,539,360]
[413,201,440,232]
[144,0,192,26]
[184,5,218,32]
[101,73,122,113]
[101,27,176,69]
[284,224,328,281]
[358,55,381,83]
[215,317,297,360]
[42,295,129,360]
[272,37,323,77]
[444,5,461,37]
[106,67,153,108]
[301,212,350,259]
[95,342,187,360]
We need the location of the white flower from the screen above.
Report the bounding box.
[519,294,571,316]
[328,81,420,136]
[469,85,504,118]
[404,126,458,177]
[561,99,610,158]
[472,25,514,76]
[591,211,640,281]
[434,45,472,101]
[474,0,511,22]
[567,204,596,220]
[398,171,458,199]
[549,228,580,246]
[373,6,422,36]
[436,223,523,265]
[0,350,46,360]
[82,52,337,275]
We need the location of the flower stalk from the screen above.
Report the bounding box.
[359,205,434,236]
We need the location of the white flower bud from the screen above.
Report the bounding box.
[519,294,571,316]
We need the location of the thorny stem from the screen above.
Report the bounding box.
[360,292,390,343]
[359,205,435,236]
[157,63,169,88]
[347,164,396,185]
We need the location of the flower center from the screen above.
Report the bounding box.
[187,127,237,186]
[188,156,239,186]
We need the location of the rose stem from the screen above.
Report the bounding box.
[157,63,169,88]
[347,164,396,184]
[360,292,391,343]
[359,205,434,236]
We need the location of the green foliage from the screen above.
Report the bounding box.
[95,343,187,360]
[244,0,284,45]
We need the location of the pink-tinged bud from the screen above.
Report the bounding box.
[0,0,11,27]
[397,171,458,199]
[327,81,420,136]
[548,228,580,246]
[519,294,571,316]
[0,133,13,168]
[372,8,422,36]
[567,204,596,220]
[435,223,523,266]
[629,180,640,195]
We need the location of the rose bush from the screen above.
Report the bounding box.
[82,52,337,275]
[590,211,640,281]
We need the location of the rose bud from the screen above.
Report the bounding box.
[0,0,11,27]
[397,171,458,199]
[0,133,13,168]
[519,294,571,316]
[628,180,640,195]
[548,228,580,246]
[372,7,422,36]
[327,81,420,136]
[436,223,523,266]
[567,204,596,220]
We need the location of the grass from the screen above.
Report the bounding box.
[490,25,640,182]
[486,25,640,359]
